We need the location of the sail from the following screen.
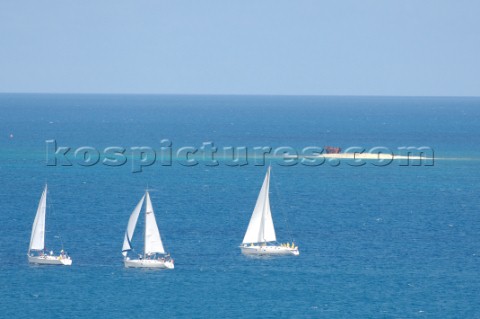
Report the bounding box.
[144,192,165,255]
[242,167,277,244]
[29,185,47,251]
[122,195,145,256]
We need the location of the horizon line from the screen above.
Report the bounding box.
[0,92,480,99]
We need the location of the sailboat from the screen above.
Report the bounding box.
[240,166,299,256]
[28,185,72,266]
[122,191,174,269]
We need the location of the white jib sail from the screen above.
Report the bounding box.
[122,195,145,256]
[29,185,47,252]
[144,192,165,255]
[242,167,277,244]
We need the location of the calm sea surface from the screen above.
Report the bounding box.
[0,94,479,318]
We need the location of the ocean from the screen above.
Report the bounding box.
[0,94,479,318]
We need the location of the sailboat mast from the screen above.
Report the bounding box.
[144,191,147,259]
[44,185,47,252]
[260,166,271,243]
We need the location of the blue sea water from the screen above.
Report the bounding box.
[0,94,479,318]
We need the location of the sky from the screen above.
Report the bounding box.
[0,1,479,96]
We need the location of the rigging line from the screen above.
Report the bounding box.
[47,188,55,249]
[159,208,169,254]
[48,194,65,252]
[271,168,294,243]
[156,185,167,254]
[151,186,168,255]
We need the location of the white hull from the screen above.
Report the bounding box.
[28,255,72,266]
[240,245,299,256]
[124,258,174,269]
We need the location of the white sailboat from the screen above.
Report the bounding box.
[27,185,72,266]
[240,167,299,256]
[122,191,174,269]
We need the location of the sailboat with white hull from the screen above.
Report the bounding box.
[240,166,299,256]
[122,191,174,269]
[28,185,72,266]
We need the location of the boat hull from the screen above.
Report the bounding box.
[28,255,72,266]
[240,245,299,256]
[124,258,174,269]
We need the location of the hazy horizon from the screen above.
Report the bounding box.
[1,92,479,98]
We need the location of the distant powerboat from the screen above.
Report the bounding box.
[28,185,72,266]
[122,191,174,269]
[240,167,299,256]
[324,146,341,154]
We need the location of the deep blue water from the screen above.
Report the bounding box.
[0,94,479,318]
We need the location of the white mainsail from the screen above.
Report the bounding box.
[122,195,145,257]
[29,185,47,252]
[242,167,276,244]
[144,192,165,255]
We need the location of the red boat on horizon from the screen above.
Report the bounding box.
[324,146,341,154]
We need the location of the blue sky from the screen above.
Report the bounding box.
[0,1,479,96]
